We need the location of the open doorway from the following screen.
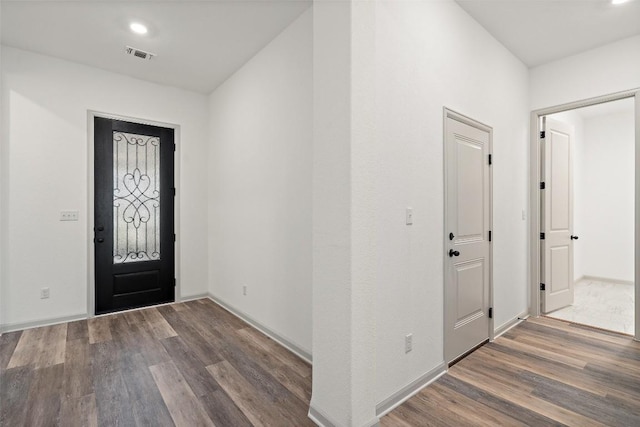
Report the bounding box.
[541,99,635,335]
[529,89,640,341]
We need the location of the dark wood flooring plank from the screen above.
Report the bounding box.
[149,360,215,426]
[0,366,34,426]
[207,359,291,427]
[59,393,98,427]
[121,352,175,427]
[91,341,136,426]
[0,330,22,370]
[66,320,89,343]
[24,363,65,426]
[161,335,220,397]
[156,304,222,366]
[199,389,254,427]
[63,338,93,399]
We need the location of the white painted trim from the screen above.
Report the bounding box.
[308,406,380,427]
[493,310,529,339]
[206,293,312,364]
[577,275,634,286]
[180,293,210,302]
[86,110,182,317]
[375,362,447,418]
[443,107,495,360]
[528,88,640,342]
[0,312,87,333]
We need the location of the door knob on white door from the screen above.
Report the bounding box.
[570,235,579,240]
[449,249,460,257]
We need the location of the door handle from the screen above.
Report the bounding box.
[570,235,579,240]
[449,249,460,257]
[97,238,105,243]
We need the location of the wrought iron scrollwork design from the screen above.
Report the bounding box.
[113,132,161,264]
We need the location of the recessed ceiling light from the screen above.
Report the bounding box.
[611,0,629,5]
[130,22,148,35]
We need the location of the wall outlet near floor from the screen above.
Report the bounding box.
[405,333,413,353]
[40,287,50,299]
[243,285,247,296]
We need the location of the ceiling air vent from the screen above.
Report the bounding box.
[125,46,156,61]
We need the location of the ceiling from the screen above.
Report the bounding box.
[456,0,640,67]
[1,0,311,94]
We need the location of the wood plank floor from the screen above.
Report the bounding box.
[3,304,639,427]
[0,299,314,427]
[381,316,640,427]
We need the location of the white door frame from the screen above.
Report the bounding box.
[86,111,182,317]
[529,89,640,341]
[443,107,495,362]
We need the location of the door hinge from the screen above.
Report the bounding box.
[174,278,176,287]
[488,230,492,242]
[488,154,492,165]
[540,232,545,240]
[172,187,176,196]
[540,131,546,139]
[540,182,545,190]
[173,233,176,242]
[173,143,176,152]
[540,283,546,291]
[488,307,493,319]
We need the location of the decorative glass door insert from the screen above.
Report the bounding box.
[113,132,161,263]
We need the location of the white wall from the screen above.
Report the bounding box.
[373,0,530,403]
[0,47,209,328]
[530,35,640,110]
[207,10,312,354]
[576,110,635,282]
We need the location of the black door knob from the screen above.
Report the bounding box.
[97,238,105,243]
[449,249,460,257]
[570,235,579,240]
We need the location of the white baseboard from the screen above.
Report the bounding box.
[308,405,380,427]
[0,312,87,334]
[577,275,634,286]
[493,310,529,339]
[180,292,209,302]
[206,293,312,364]
[375,362,447,418]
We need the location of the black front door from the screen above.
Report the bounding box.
[94,117,175,314]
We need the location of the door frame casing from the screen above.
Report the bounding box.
[529,89,640,341]
[87,111,181,318]
[443,107,495,364]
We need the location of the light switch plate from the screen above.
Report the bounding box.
[60,211,79,221]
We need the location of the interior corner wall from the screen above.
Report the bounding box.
[374,0,529,403]
[530,35,640,110]
[577,110,635,282]
[207,9,312,354]
[0,47,209,328]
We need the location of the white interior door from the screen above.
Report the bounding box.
[444,111,492,363]
[541,118,575,313]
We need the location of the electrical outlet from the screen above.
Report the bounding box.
[406,208,413,225]
[60,211,79,221]
[40,288,50,299]
[405,333,413,353]
[243,285,247,296]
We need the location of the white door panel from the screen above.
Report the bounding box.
[445,111,492,363]
[542,118,575,313]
